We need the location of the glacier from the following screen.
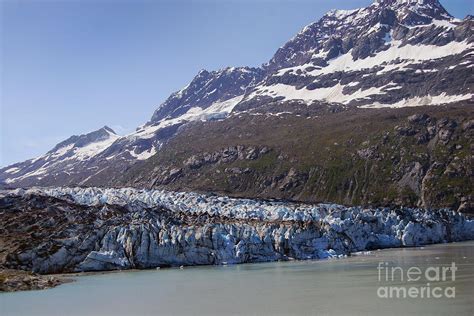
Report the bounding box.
[2,187,473,274]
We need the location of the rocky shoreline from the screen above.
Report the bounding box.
[1,187,474,281]
[0,268,70,292]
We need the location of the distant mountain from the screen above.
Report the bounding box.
[1,0,473,210]
[0,127,119,186]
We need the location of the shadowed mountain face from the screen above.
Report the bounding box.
[1,0,472,211]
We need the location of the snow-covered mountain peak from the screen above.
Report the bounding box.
[241,0,472,110]
[102,126,117,135]
[373,0,452,22]
[374,0,441,6]
[148,66,264,124]
[48,126,118,154]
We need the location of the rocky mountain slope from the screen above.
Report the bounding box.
[2,187,474,274]
[118,103,474,212]
[0,0,472,210]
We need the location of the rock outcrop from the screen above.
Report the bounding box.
[0,269,66,292]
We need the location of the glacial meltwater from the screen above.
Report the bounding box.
[1,241,473,316]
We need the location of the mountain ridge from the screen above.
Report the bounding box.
[1,0,472,208]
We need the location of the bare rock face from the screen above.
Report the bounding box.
[398,162,425,195]
[278,168,308,191]
[152,146,270,186]
[2,187,473,274]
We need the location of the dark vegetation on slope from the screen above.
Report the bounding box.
[116,103,474,214]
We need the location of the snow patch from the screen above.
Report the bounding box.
[360,93,473,108]
[4,167,20,174]
[325,9,359,19]
[307,40,472,76]
[249,83,386,104]
[73,134,120,161]
[129,147,157,161]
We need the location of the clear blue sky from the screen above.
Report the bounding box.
[1,0,472,167]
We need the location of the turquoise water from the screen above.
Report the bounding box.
[1,241,473,315]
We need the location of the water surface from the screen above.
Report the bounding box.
[1,241,473,315]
